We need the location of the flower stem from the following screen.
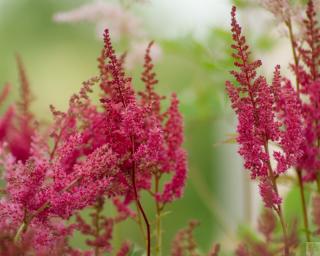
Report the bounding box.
[286,19,300,96]
[264,142,289,255]
[296,168,311,242]
[276,206,289,256]
[154,174,162,256]
[13,221,26,244]
[94,197,104,256]
[133,187,151,256]
[286,16,312,243]
[317,140,320,193]
[135,202,147,247]
[316,174,320,193]
[130,137,151,256]
[116,76,151,255]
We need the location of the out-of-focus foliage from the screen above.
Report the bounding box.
[158,29,233,120]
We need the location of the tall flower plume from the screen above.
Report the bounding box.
[294,0,320,181]
[226,7,303,255]
[226,6,302,208]
[0,57,35,162]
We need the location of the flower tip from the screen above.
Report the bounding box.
[231,5,237,17]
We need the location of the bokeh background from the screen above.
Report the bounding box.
[0,0,302,255]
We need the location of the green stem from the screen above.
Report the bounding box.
[296,168,311,242]
[317,137,320,193]
[286,18,300,96]
[276,206,289,256]
[13,222,26,244]
[317,174,320,193]
[94,197,104,256]
[286,15,313,243]
[264,143,289,256]
[154,174,162,256]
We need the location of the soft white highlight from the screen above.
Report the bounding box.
[53,0,145,40]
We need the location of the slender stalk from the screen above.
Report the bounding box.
[13,222,26,244]
[317,139,320,193]
[276,206,289,256]
[93,197,104,256]
[115,73,151,256]
[297,168,311,242]
[14,174,79,242]
[132,185,151,256]
[130,137,151,256]
[317,174,320,193]
[243,171,252,224]
[154,174,162,256]
[14,202,50,243]
[286,19,300,96]
[286,18,312,242]
[135,202,147,247]
[270,181,289,256]
[264,143,289,256]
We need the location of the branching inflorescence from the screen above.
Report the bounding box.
[0,29,187,256]
[226,6,303,256]
[227,0,320,255]
[5,0,320,255]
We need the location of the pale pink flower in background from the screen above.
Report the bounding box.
[53,0,145,41]
[53,0,162,69]
[260,0,293,22]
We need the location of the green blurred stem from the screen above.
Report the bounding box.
[13,176,79,243]
[243,172,252,223]
[264,142,289,256]
[276,205,289,256]
[296,168,311,242]
[154,174,163,256]
[13,221,27,244]
[94,197,104,256]
[285,18,300,96]
[14,202,50,244]
[316,174,320,193]
[286,16,312,243]
[317,139,320,194]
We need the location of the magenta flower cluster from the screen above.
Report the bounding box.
[0,29,186,255]
[228,1,320,255]
[226,6,302,209]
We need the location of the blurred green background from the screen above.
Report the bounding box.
[0,0,290,255]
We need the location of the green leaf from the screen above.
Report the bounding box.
[283,185,311,222]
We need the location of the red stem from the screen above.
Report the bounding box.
[113,75,151,255]
[286,18,312,242]
[130,136,151,256]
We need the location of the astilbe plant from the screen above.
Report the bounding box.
[9,1,320,255]
[227,0,320,255]
[0,29,187,256]
[266,0,320,243]
[226,6,302,256]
